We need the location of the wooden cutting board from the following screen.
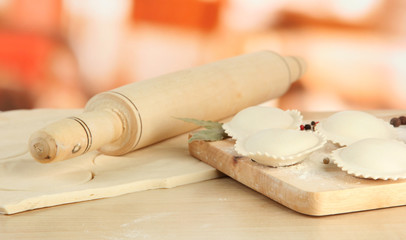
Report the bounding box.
[188,111,406,216]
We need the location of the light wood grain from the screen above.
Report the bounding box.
[29,51,305,163]
[1,178,406,240]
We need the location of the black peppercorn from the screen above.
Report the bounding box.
[304,124,312,130]
[390,117,401,127]
[400,116,406,125]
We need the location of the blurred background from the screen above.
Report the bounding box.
[0,0,405,111]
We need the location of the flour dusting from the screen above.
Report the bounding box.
[104,212,173,240]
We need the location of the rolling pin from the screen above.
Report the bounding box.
[29,51,306,163]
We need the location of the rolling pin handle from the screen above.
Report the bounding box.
[29,109,124,163]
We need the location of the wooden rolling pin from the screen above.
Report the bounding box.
[29,51,306,163]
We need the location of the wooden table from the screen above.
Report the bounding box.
[1,111,406,239]
[1,177,406,239]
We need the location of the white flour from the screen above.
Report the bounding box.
[104,212,173,240]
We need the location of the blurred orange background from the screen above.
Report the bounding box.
[0,0,405,111]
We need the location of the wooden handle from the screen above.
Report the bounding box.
[29,51,306,163]
[29,110,123,163]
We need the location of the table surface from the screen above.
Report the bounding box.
[1,110,406,240]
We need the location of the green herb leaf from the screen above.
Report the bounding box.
[176,117,222,129]
[176,117,229,143]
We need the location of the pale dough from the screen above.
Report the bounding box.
[332,138,406,180]
[0,109,221,214]
[235,128,325,167]
[317,110,397,146]
[0,158,92,191]
[222,106,302,140]
[242,129,322,156]
[0,140,28,160]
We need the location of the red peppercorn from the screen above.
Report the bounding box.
[300,125,305,130]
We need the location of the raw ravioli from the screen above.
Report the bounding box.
[223,106,302,140]
[317,110,396,146]
[235,128,326,167]
[332,138,406,180]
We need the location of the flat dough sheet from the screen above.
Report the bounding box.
[0,109,221,214]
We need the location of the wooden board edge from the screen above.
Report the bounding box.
[311,183,406,216]
[189,139,406,216]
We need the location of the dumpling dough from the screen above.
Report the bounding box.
[235,128,326,167]
[332,138,406,180]
[317,110,397,146]
[223,106,302,140]
[0,158,93,191]
[0,140,28,160]
[0,108,221,214]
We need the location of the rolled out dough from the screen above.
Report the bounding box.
[0,109,221,214]
[0,159,93,191]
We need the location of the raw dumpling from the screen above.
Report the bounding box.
[317,110,396,146]
[331,138,406,180]
[235,128,326,167]
[223,106,302,140]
